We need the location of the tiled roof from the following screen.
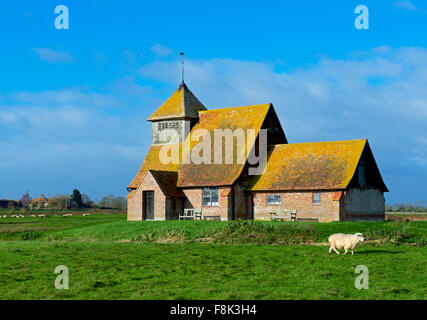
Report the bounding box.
[248,139,368,191]
[147,82,207,121]
[127,144,181,190]
[30,194,48,204]
[177,104,271,187]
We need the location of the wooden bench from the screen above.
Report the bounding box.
[204,215,221,221]
[179,208,203,220]
[179,209,195,220]
[297,217,318,222]
[194,209,202,220]
[270,209,297,221]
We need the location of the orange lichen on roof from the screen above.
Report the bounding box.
[127,144,181,190]
[248,139,367,191]
[126,190,136,199]
[147,82,207,121]
[177,104,271,187]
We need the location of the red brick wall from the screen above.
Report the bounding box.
[127,190,142,221]
[182,187,232,220]
[253,191,342,222]
[127,171,166,221]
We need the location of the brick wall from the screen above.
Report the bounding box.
[127,190,142,221]
[182,187,232,220]
[253,191,342,222]
[126,171,167,221]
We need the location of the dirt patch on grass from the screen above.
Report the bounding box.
[156,235,186,244]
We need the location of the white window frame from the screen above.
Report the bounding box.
[267,194,281,205]
[202,187,219,206]
[313,193,321,205]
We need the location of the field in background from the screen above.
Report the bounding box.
[0,213,426,299]
[386,212,427,221]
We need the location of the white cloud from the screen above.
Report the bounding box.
[149,44,173,57]
[94,52,108,62]
[0,87,149,199]
[394,0,418,11]
[3,47,427,202]
[10,88,121,108]
[32,48,74,63]
[139,47,427,170]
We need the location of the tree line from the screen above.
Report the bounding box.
[386,202,426,213]
[18,189,126,211]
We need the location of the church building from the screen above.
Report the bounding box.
[127,82,388,222]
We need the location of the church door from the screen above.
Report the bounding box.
[143,191,154,220]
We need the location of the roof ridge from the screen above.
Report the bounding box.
[273,139,367,147]
[199,103,271,114]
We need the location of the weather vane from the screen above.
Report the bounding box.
[180,52,184,83]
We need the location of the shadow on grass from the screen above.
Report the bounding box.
[358,249,404,254]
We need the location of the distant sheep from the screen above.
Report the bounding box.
[328,233,364,255]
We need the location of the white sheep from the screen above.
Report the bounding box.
[328,233,364,255]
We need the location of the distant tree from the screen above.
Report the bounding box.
[404,203,414,212]
[99,194,115,208]
[8,201,16,210]
[111,196,126,211]
[20,192,31,208]
[98,194,126,210]
[81,194,95,208]
[48,195,70,209]
[70,189,83,208]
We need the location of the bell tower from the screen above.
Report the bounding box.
[147,82,207,145]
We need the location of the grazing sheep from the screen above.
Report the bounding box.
[328,233,364,255]
[37,214,45,217]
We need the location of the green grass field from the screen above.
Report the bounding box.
[0,213,426,299]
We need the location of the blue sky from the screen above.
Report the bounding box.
[1,0,426,204]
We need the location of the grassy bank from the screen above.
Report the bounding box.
[1,214,426,299]
[1,241,426,299]
[1,214,426,245]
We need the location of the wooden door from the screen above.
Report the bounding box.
[143,191,154,220]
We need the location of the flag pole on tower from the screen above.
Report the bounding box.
[180,52,184,83]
